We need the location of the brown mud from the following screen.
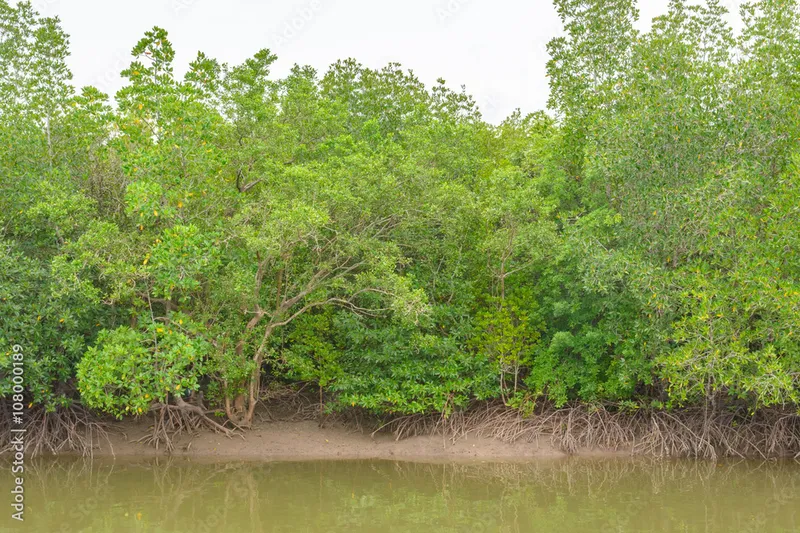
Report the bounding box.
[93,418,575,461]
[4,400,799,461]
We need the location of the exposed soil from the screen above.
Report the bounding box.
[93,418,577,461]
[7,400,799,460]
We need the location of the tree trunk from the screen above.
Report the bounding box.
[244,359,260,426]
[229,326,274,427]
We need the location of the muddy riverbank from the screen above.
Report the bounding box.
[90,418,581,461]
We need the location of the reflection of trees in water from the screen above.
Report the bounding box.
[15,457,800,532]
[146,458,264,532]
[23,457,266,533]
[26,457,116,532]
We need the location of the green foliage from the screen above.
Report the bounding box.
[148,224,221,301]
[472,295,543,404]
[542,0,800,410]
[2,0,800,425]
[329,312,498,415]
[0,239,105,410]
[77,315,209,418]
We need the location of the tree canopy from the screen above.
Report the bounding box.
[1,0,799,432]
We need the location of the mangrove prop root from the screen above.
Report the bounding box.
[374,404,800,460]
[4,395,798,459]
[138,397,241,452]
[0,403,114,458]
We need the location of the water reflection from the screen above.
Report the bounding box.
[4,456,800,532]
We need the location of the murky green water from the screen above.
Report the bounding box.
[2,457,800,532]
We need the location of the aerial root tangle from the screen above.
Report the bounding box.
[373,403,800,459]
[256,383,323,423]
[0,403,113,458]
[138,396,241,452]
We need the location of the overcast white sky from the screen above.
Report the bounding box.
[27,0,743,123]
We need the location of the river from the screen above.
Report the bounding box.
[3,457,800,532]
